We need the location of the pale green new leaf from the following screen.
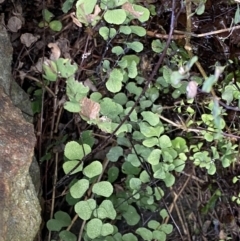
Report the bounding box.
[75,199,96,220]
[101,223,114,236]
[106,68,123,93]
[104,9,126,24]
[86,218,102,239]
[136,227,152,240]
[126,41,143,52]
[64,141,91,160]
[148,149,161,165]
[83,161,103,178]
[92,181,113,197]
[63,161,83,175]
[70,179,89,198]
[141,111,159,126]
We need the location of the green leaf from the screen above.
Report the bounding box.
[107,146,123,162]
[113,92,128,105]
[131,4,150,22]
[163,172,175,187]
[137,172,149,185]
[104,9,126,24]
[112,46,124,56]
[152,230,166,241]
[64,141,91,160]
[43,9,54,22]
[136,227,153,240]
[75,199,96,220]
[92,181,113,197]
[129,177,142,190]
[108,166,119,183]
[235,4,240,24]
[160,209,169,219]
[106,68,123,93]
[222,85,234,105]
[78,0,97,14]
[47,211,71,231]
[122,162,141,175]
[70,179,89,198]
[99,27,117,40]
[126,41,143,52]
[141,111,159,126]
[120,25,132,34]
[86,218,102,239]
[160,224,173,234]
[43,61,58,81]
[148,149,161,165]
[130,26,146,36]
[49,20,62,32]
[202,75,216,93]
[62,0,75,13]
[63,161,83,175]
[98,200,117,220]
[127,61,138,78]
[66,77,89,102]
[100,97,123,119]
[83,161,103,178]
[159,135,172,148]
[152,39,165,53]
[101,223,114,236]
[64,101,80,113]
[196,2,205,15]
[56,58,78,78]
[122,205,140,226]
[59,230,77,241]
[139,122,164,138]
[142,137,159,147]
[148,220,160,230]
[122,233,138,241]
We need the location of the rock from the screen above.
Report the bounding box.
[0,14,41,241]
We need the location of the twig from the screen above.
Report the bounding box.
[174,25,240,38]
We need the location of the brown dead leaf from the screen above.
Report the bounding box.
[122,2,143,18]
[86,5,101,23]
[31,57,48,73]
[7,16,22,32]
[20,33,40,47]
[70,12,82,28]
[80,97,100,120]
[48,43,61,60]
[83,79,97,92]
[0,0,5,3]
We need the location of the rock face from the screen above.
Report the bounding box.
[0,14,41,241]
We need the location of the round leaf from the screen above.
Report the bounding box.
[136,227,152,240]
[59,230,77,241]
[99,200,116,220]
[122,205,140,226]
[141,111,159,126]
[92,181,113,197]
[106,68,123,93]
[159,135,172,148]
[70,179,89,198]
[104,9,126,24]
[75,199,96,220]
[83,161,103,178]
[86,218,102,239]
[107,146,123,162]
[64,141,91,160]
[49,20,62,31]
[63,161,83,175]
[148,149,161,165]
[101,223,114,236]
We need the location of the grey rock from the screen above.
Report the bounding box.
[0,14,41,241]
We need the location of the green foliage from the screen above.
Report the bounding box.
[39,9,62,32]
[42,0,239,240]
